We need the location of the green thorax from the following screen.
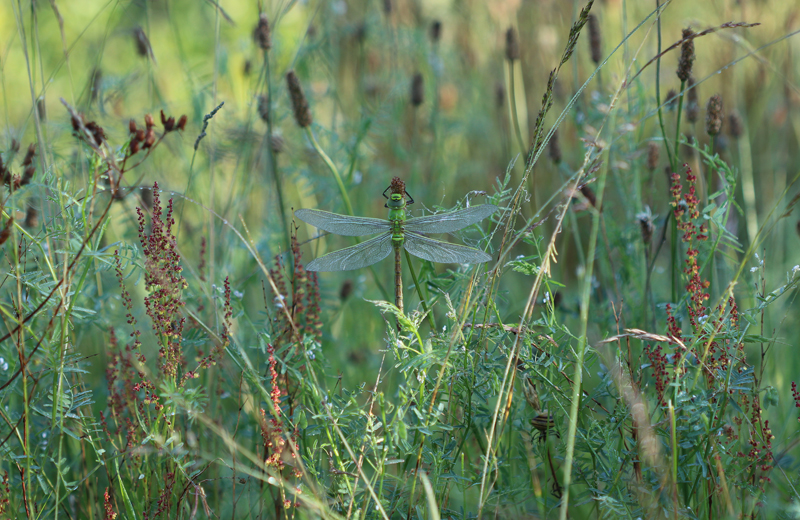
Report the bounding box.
[387,193,407,246]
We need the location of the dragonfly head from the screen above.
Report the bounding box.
[387,193,406,209]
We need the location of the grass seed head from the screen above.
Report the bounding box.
[677,28,695,82]
[257,94,270,123]
[494,82,505,109]
[728,110,743,138]
[286,71,313,128]
[430,20,442,43]
[410,73,424,106]
[132,27,152,58]
[505,27,520,61]
[665,89,678,111]
[390,176,406,196]
[706,94,724,136]
[548,128,562,165]
[24,205,38,229]
[686,77,699,123]
[587,14,602,64]
[647,141,660,170]
[253,13,272,51]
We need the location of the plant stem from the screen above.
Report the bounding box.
[404,250,437,331]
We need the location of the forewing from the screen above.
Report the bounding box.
[295,208,391,236]
[404,204,497,234]
[403,232,492,265]
[305,233,394,272]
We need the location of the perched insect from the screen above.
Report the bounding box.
[295,177,496,312]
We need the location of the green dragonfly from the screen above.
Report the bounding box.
[295,178,497,312]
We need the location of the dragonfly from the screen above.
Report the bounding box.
[295,177,497,313]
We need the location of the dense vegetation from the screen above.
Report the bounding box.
[0,0,798,518]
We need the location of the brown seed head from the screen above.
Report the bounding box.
[430,20,442,43]
[177,115,187,131]
[676,28,695,82]
[270,134,285,154]
[685,77,699,123]
[390,176,405,196]
[253,13,272,51]
[90,68,103,102]
[587,14,602,65]
[37,99,46,123]
[638,211,655,244]
[286,71,313,128]
[494,82,505,109]
[505,27,520,61]
[22,144,36,167]
[145,113,155,128]
[10,139,19,153]
[340,279,353,300]
[133,27,152,58]
[705,94,724,136]
[257,94,270,123]
[0,218,13,246]
[665,89,678,111]
[647,141,660,171]
[548,128,562,165]
[129,119,137,134]
[24,205,38,229]
[580,184,597,208]
[728,110,743,138]
[21,166,34,186]
[410,73,424,107]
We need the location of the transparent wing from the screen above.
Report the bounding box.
[305,233,394,272]
[295,208,391,236]
[404,204,497,234]
[403,232,492,265]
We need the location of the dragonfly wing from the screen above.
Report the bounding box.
[295,208,391,236]
[404,204,497,234]
[306,233,394,272]
[403,232,492,265]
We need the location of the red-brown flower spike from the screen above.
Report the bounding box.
[410,73,424,107]
[505,27,520,61]
[686,77,699,123]
[644,142,658,170]
[548,128,562,165]
[129,119,137,134]
[587,14,602,65]
[254,13,272,51]
[728,110,743,139]
[706,94,724,136]
[286,71,313,128]
[177,115,187,131]
[676,28,695,82]
[145,113,155,128]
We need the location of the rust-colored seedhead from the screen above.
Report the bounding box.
[389,176,405,196]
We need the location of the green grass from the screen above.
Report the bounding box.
[0,0,799,518]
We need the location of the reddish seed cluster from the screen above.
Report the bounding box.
[128,111,186,156]
[70,112,106,146]
[0,471,9,516]
[0,142,36,190]
[670,164,710,330]
[646,344,669,406]
[137,182,188,381]
[792,383,800,420]
[103,487,117,520]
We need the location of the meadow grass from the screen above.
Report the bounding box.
[0,0,799,518]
